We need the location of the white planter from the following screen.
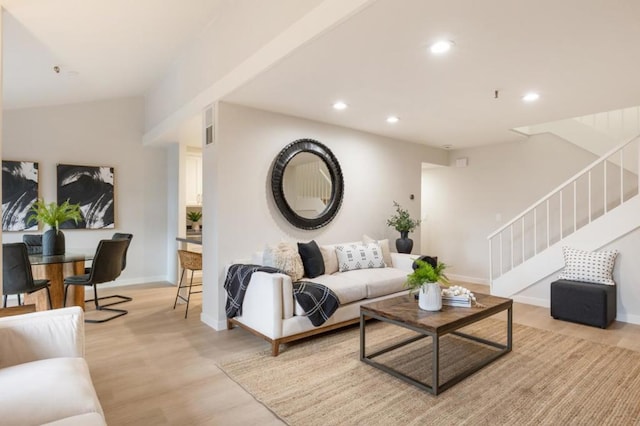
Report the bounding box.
[418,282,442,311]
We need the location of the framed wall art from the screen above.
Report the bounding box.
[2,160,39,231]
[57,164,115,229]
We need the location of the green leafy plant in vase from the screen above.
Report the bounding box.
[27,199,82,256]
[187,211,202,232]
[386,201,421,253]
[405,259,449,311]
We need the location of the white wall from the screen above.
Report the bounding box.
[2,97,169,285]
[515,227,640,324]
[200,102,448,329]
[421,133,598,282]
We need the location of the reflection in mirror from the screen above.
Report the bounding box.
[282,152,332,219]
[271,138,343,230]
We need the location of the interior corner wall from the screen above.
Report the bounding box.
[2,97,169,285]
[200,102,448,328]
[421,133,599,283]
[144,0,323,130]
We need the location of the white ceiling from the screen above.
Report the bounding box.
[1,0,226,110]
[3,0,640,150]
[225,0,640,149]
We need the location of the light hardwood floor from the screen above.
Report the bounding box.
[84,282,640,425]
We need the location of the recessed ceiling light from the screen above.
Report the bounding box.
[522,92,540,102]
[333,101,348,110]
[386,116,399,123]
[430,40,453,54]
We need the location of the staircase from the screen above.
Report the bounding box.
[487,134,640,297]
[515,106,640,161]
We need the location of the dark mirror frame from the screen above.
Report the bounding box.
[271,139,344,230]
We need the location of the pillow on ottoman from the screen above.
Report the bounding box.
[297,240,325,278]
[557,246,618,285]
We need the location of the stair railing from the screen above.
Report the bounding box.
[487,134,640,284]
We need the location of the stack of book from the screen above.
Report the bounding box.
[441,294,473,307]
[441,285,476,307]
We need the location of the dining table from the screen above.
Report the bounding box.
[25,251,94,311]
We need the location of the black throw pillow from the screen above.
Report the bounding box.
[412,255,438,270]
[297,240,325,279]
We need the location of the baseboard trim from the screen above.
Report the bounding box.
[512,295,550,308]
[99,276,170,289]
[615,313,640,325]
[448,274,489,285]
[201,312,227,331]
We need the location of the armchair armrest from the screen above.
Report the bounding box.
[0,307,84,369]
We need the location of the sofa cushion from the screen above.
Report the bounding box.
[294,274,368,314]
[334,267,409,299]
[297,240,325,278]
[319,245,339,275]
[0,357,104,426]
[362,235,393,267]
[335,243,386,272]
[263,242,304,281]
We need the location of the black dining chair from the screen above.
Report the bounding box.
[2,242,52,309]
[84,232,133,273]
[22,234,43,255]
[63,239,130,323]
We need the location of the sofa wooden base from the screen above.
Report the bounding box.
[227,316,362,356]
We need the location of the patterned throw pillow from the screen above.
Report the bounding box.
[557,246,618,285]
[335,243,386,272]
[263,242,304,281]
[362,235,393,267]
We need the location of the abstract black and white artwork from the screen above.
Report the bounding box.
[2,161,39,231]
[57,164,114,229]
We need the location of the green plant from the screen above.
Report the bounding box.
[27,199,82,232]
[405,259,449,292]
[386,201,421,233]
[187,211,202,223]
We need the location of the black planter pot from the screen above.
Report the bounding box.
[43,228,66,256]
[395,231,413,254]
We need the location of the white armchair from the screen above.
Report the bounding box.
[0,307,106,426]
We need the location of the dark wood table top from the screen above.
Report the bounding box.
[361,293,512,335]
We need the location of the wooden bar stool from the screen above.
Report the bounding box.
[174,250,203,318]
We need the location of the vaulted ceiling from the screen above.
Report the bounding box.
[4,0,640,149]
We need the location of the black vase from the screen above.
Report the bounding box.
[395,231,413,254]
[43,228,65,256]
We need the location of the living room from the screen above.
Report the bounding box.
[2,0,640,424]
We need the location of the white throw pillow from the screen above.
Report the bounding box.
[335,243,386,272]
[362,235,393,267]
[557,246,618,285]
[320,245,339,275]
[263,242,304,281]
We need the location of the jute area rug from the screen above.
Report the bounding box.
[219,319,640,425]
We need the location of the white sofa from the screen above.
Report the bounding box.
[0,307,106,426]
[228,243,415,356]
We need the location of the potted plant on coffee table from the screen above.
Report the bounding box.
[27,199,82,256]
[187,211,202,232]
[405,258,449,311]
[386,201,421,254]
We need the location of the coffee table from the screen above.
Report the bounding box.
[360,293,512,395]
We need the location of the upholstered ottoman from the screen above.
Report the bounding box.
[550,279,616,328]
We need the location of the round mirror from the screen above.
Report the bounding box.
[271,139,344,230]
